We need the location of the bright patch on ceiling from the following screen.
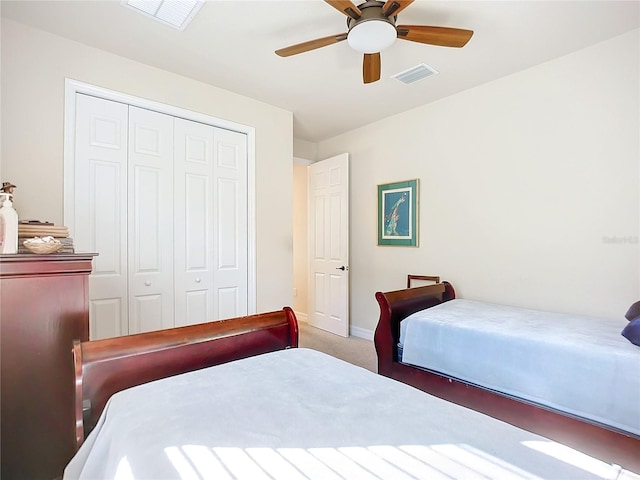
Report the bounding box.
[392,64,439,85]
[122,0,204,30]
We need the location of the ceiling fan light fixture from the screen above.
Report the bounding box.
[347,20,397,53]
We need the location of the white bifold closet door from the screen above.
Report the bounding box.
[173,117,248,327]
[74,94,248,339]
[74,94,129,339]
[128,106,175,334]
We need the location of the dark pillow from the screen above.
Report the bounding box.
[625,301,640,321]
[622,318,640,346]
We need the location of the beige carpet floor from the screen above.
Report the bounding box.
[298,322,378,373]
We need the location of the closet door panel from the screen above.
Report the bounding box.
[213,128,248,319]
[90,298,123,341]
[134,167,163,270]
[132,294,163,333]
[128,107,174,333]
[174,118,215,326]
[74,94,128,339]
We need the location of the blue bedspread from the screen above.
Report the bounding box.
[400,299,640,436]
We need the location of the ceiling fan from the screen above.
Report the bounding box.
[275,0,474,84]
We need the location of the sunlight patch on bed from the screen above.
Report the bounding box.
[308,447,382,479]
[367,444,457,479]
[277,448,343,480]
[113,456,134,480]
[212,448,276,480]
[371,444,541,480]
[430,444,541,479]
[166,445,233,479]
[337,447,415,479]
[522,441,623,479]
[245,448,307,480]
[164,443,547,480]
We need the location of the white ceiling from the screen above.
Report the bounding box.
[2,1,639,142]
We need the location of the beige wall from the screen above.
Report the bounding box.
[293,139,317,161]
[0,18,294,312]
[292,159,311,319]
[316,29,640,331]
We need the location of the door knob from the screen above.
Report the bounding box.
[336,266,349,271]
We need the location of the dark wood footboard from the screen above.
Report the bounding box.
[73,308,298,448]
[374,284,640,472]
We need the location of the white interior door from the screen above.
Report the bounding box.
[74,94,129,340]
[308,153,349,337]
[127,106,174,334]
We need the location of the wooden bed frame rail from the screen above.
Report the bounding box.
[374,281,640,472]
[73,308,298,449]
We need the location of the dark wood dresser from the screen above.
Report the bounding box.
[1,254,95,480]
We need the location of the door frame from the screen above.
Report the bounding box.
[63,78,257,314]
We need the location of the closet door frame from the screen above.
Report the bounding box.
[63,78,257,316]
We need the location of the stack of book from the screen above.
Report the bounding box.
[17,221,75,254]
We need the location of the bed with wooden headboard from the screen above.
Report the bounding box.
[73,307,299,446]
[374,276,640,472]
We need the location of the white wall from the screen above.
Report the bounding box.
[0,18,294,313]
[316,29,640,331]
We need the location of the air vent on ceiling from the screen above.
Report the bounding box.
[392,63,439,85]
[122,0,204,30]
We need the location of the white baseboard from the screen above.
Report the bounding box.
[295,311,373,341]
[350,325,374,341]
[294,311,308,324]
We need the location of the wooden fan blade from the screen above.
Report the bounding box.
[382,0,414,17]
[275,33,348,57]
[324,0,361,20]
[363,53,381,84]
[396,25,474,47]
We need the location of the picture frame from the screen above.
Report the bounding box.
[377,179,419,246]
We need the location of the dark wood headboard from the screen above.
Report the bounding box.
[73,308,298,448]
[374,281,455,376]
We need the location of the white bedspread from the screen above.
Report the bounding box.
[400,299,640,436]
[64,348,637,479]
